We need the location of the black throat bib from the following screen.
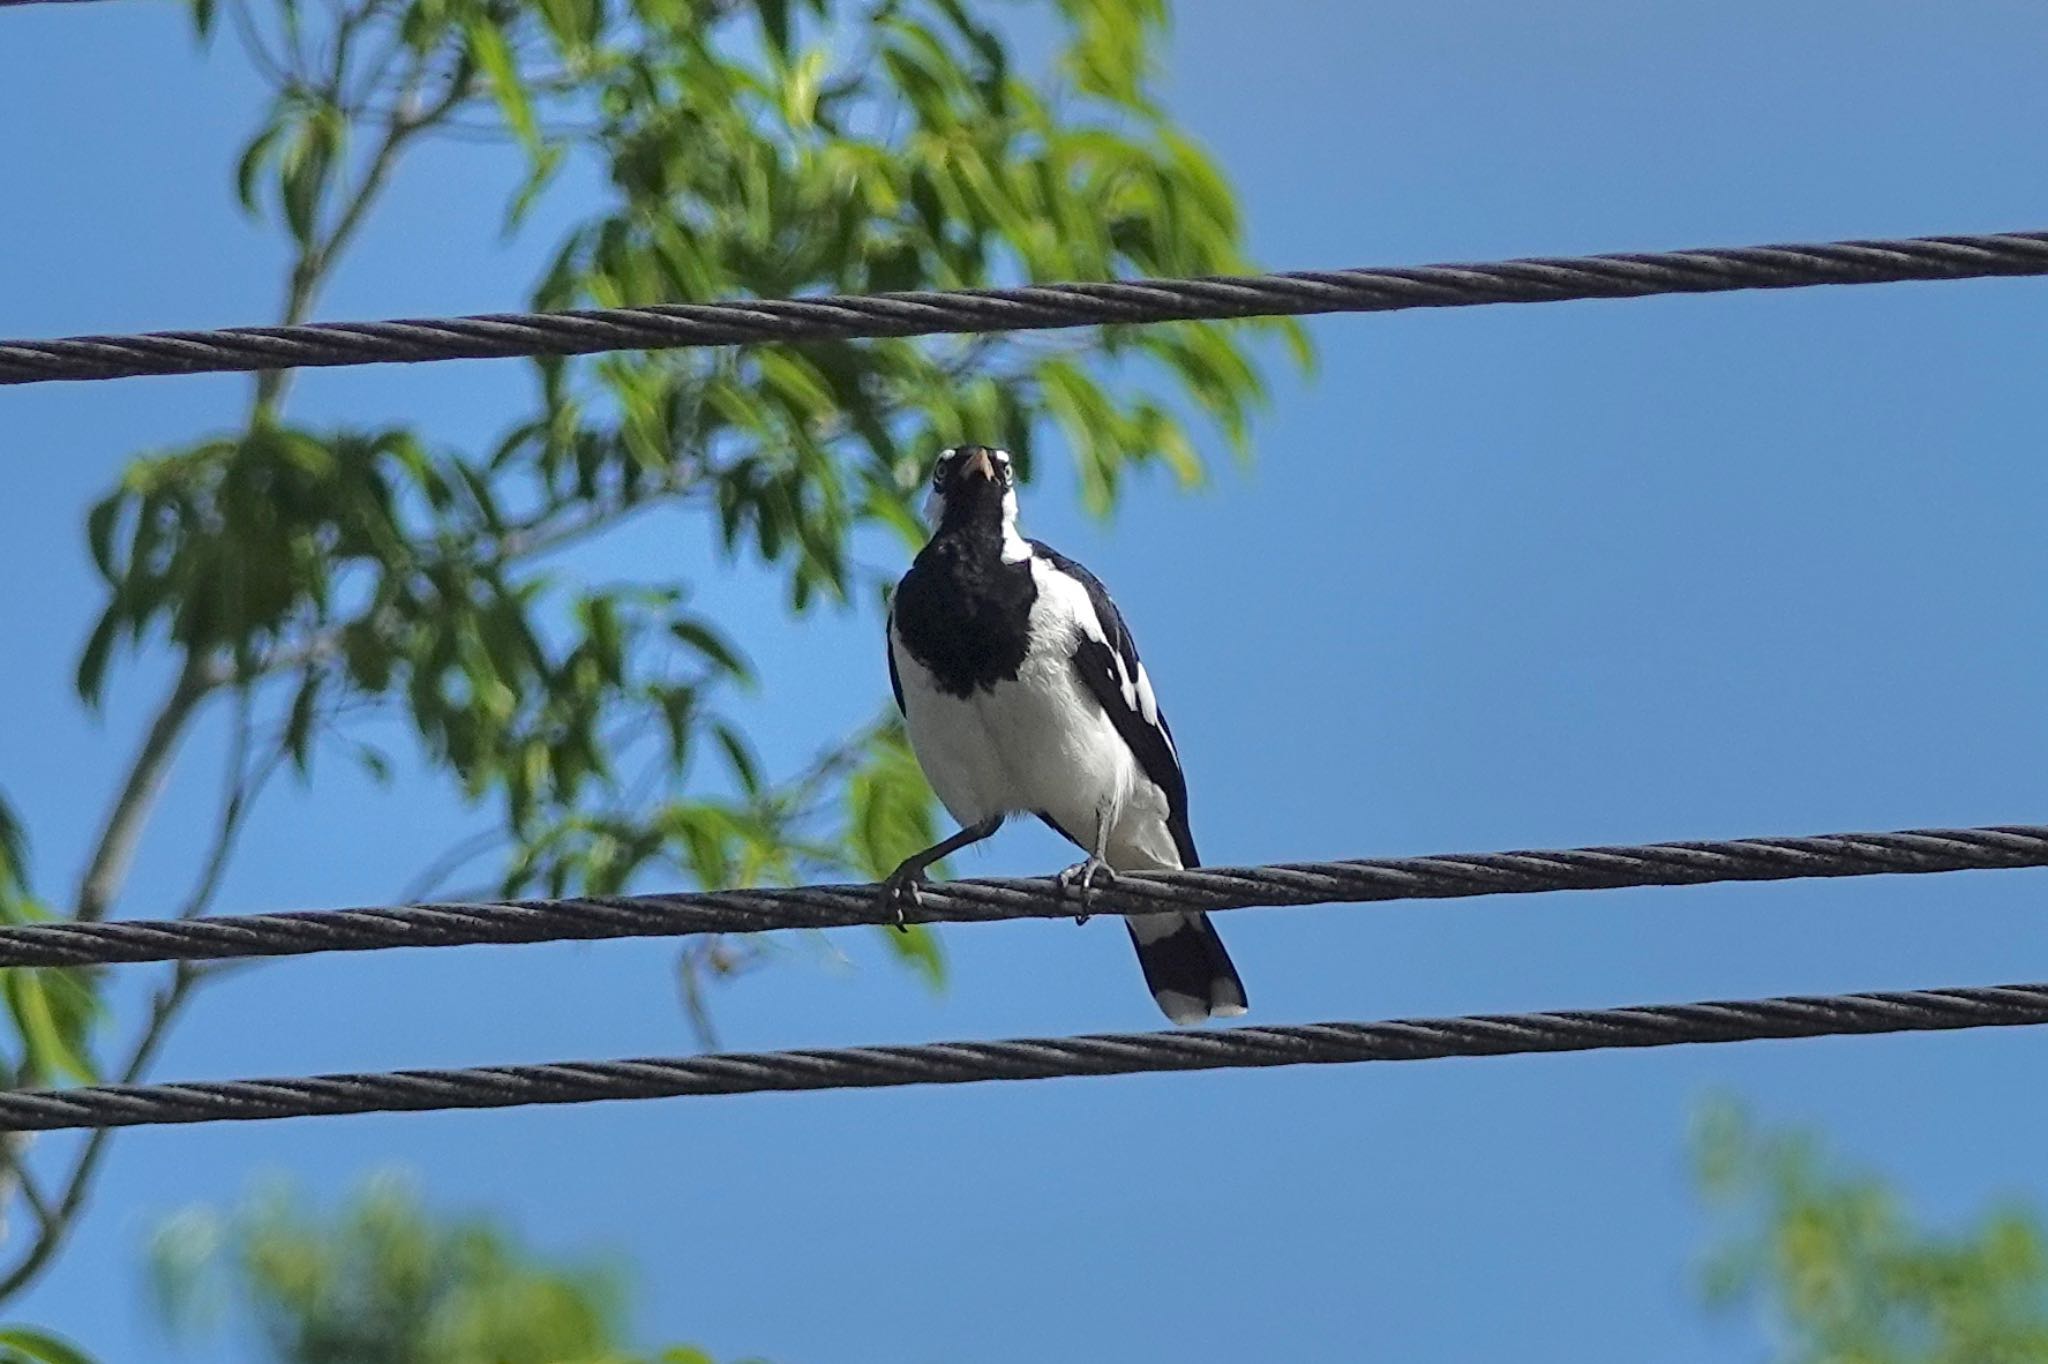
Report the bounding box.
[893,520,1038,698]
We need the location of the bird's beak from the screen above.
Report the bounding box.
[960,448,997,482]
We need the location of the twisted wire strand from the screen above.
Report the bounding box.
[3,822,2043,970]
[6,979,2046,1131]
[6,229,2047,386]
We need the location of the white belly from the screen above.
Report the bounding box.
[897,643,1126,825]
[891,631,1184,871]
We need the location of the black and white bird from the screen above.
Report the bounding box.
[883,444,1247,1025]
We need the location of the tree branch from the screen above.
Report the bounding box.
[74,655,212,924]
[399,826,507,902]
[255,49,475,413]
[12,1163,53,1233]
[176,690,282,923]
[226,0,294,89]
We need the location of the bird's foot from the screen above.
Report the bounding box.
[879,862,929,932]
[1057,856,1118,924]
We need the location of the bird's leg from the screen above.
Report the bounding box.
[1057,808,1118,925]
[879,815,1005,929]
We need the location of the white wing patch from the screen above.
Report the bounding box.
[1106,654,1174,761]
[1020,537,1197,867]
[1131,662,1175,760]
[1059,577,1151,719]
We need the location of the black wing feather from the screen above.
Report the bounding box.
[885,608,905,714]
[1027,540,1199,868]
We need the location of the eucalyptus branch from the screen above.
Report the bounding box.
[324,0,373,95]
[345,27,408,115]
[496,490,671,563]
[12,1167,53,1233]
[280,0,317,86]
[257,48,475,413]
[332,56,476,254]
[406,115,601,142]
[399,827,509,902]
[176,690,285,922]
[675,939,741,1050]
[777,725,883,816]
[74,654,212,924]
[227,0,294,89]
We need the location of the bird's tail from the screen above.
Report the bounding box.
[1126,912,1247,1025]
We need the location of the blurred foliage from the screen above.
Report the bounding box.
[149,1172,743,1363]
[0,796,97,1092]
[1697,1100,2048,1363]
[0,1326,94,1364]
[0,0,1304,1326]
[0,797,21,898]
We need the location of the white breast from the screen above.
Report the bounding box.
[891,560,1182,870]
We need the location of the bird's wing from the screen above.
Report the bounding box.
[1028,540,1198,867]
[885,605,905,715]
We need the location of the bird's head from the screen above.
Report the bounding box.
[924,444,1020,536]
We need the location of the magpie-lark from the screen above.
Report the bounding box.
[883,444,1248,1025]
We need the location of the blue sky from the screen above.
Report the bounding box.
[7,0,2048,1358]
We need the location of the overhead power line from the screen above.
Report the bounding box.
[4,228,2046,387]
[1,823,2041,971]
[5,978,2047,1132]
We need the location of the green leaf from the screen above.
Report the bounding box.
[781,45,827,130]
[234,122,285,218]
[353,743,394,784]
[875,923,943,990]
[502,143,566,238]
[285,672,324,774]
[466,16,542,156]
[711,722,762,797]
[73,610,120,707]
[3,970,97,1085]
[277,106,342,246]
[0,794,26,897]
[0,1325,97,1364]
[754,350,836,424]
[84,495,122,579]
[756,0,791,57]
[669,620,752,683]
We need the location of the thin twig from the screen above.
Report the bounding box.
[75,656,212,924]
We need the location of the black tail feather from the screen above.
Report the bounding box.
[1126,912,1247,1025]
